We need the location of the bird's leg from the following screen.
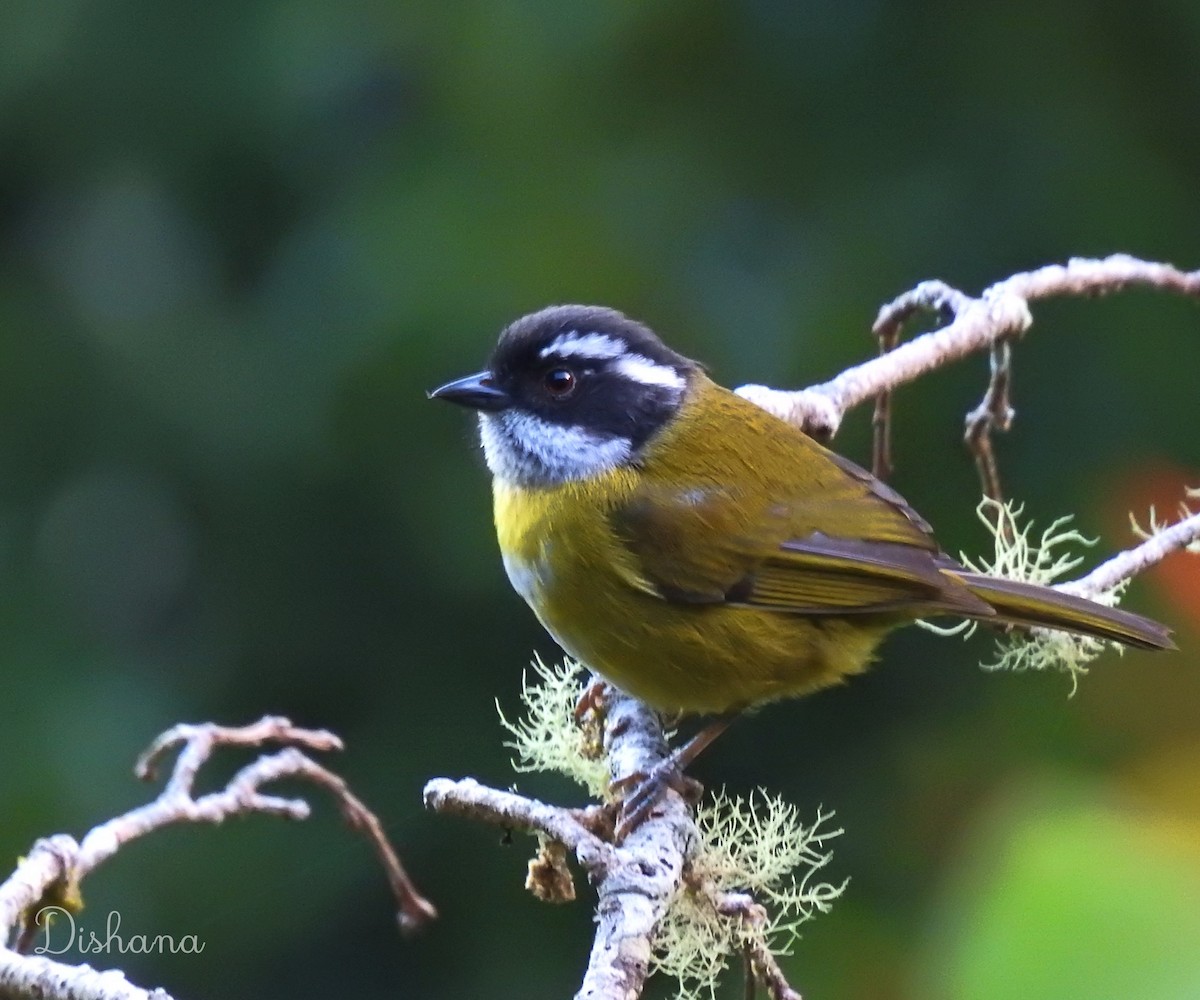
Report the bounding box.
[573,675,609,765]
[614,714,736,840]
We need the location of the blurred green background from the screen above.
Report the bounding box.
[2,1,1199,998]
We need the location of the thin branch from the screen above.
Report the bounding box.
[963,337,1016,505]
[716,894,802,1000]
[870,318,901,480]
[0,717,435,1000]
[0,952,174,1000]
[423,779,609,861]
[1059,509,1200,601]
[258,750,439,934]
[735,255,1200,437]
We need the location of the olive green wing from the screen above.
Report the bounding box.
[609,449,992,618]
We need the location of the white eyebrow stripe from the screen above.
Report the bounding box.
[538,329,685,389]
[539,331,627,361]
[614,354,686,390]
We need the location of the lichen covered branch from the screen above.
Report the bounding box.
[1062,506,1200,602]
[427,667,838,1000]
[428,681,697,1000]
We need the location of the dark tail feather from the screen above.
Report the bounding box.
[949,570,1175,651]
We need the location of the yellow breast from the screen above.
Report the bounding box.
[491,467,885,715]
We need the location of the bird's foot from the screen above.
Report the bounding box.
[611,714,737,840]
[573,677,610,723]
[613,757,704,841]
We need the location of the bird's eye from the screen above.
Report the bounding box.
[543,367,576,398]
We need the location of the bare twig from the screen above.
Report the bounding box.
[963,337,1016,505]
[423,779,609,860]
[0,716,435,1000]
[716,894,802,1000]
[258,749,438,934]
[870,319,901,480]
[1060,508,1200,601]
[0,952,174,1000]
[736,255,1200,438]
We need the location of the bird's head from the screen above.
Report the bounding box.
[430,305,700,487]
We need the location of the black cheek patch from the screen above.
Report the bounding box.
[521,372,679,450]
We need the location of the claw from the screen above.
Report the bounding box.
[611,715,737,841]
[573,677,609,723]
[615,762,704,840]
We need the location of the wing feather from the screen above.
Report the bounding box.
[605,381,1173,645]
[608,378,990,617]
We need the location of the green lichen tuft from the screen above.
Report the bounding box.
[652,790,845,1000]
[953,498,1131,692]
[496,655,609,797]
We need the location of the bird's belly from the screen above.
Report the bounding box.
[534,571,889,715]
[500,550,606,669]
[502,551,549,606]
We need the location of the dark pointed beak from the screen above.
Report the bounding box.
[427,371,511,411]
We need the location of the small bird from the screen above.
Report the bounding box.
[431,305,1172,825]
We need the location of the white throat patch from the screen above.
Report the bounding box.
[479,411,631,486]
